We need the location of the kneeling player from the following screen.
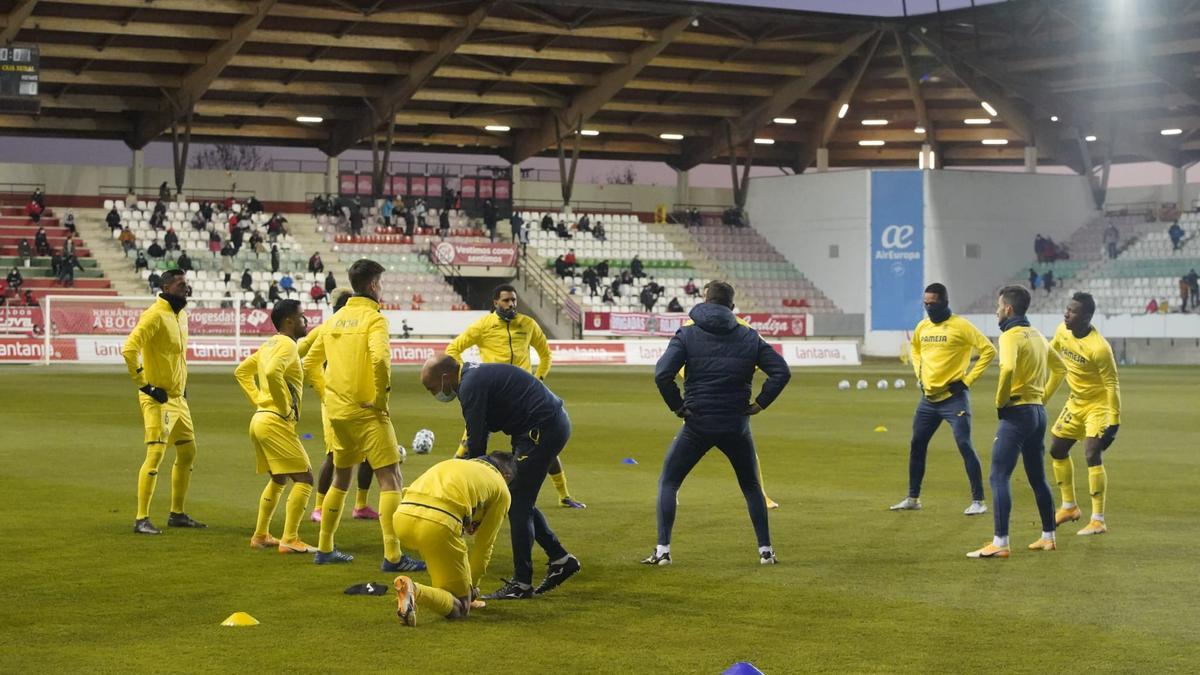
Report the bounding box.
[393,452,516,626]
[234,300,316,553]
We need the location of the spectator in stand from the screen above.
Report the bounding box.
[518,220,530,254]
[208,230,222,256]
[221,240,237,259]
[308,252,324,274]
[158,181,170,201]
[596,259,609,278]
[620,269,634,286]
[268,213,288,241]
[63,210,77,236]
[610,276,622,298]
[401,319,412,339]
[147,270,161,293]
[164,228,179,251]
[645,276,662,298]
[602,287,615,305]
[439,208,450,238]
[639,284,657,312]
[1104,222,1120,259]
[1034,234,1046,264]
[577,213,591,233]
[134,250,148,272]
[311,194,327,217]
[249,230,265,254]
[31,188,45,209]
[153,198,167,217]
[270,244,280,273]
[684,277,700,297]
[245,195,263,216]
[18,238,32,264]
[1159,298,1170,314]
[177,251,193,273]
[594,221,608,242]
[415,198,428,228]
[1042,269,1055,294]
[689,208,702,228]
[148,209,165,231]
[200,201,214,222]
[483,199,497,241]
[1169,221,1185,251]
[219,292,234,310]
[1181,276,1191,312]
[324,271,337,295]
[0,278,7,305]
[541,213,555,232]
[554,255,570,278]
[510,211,524,242]
[26,198,43,224]
[230,224,245,252]
[34,227,51,256]
[23,289,35,306]
[118,227,137,254]
[310,281,327,304]
[251,291,268,309]
[1028,268,1039,291]
[631,255,645,279]
[241,268,254,292]
[147,239,165,259]
[382,196,395,229]
[8,267,24,296]
[190,210,206,230]
[564,248,577,269]
[106,206,122,233]
[50,250,62,279]
[1187,268,1199,308]
[268,281,281,303]
[280,273,296,296]
[62,235,75,258]
[556,219,572,239]
[667,297,685,313]
[403,204,415,236]
[582,266,599,296]
[349,205,363,238]
[59,253,84,287]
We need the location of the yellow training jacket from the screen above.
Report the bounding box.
[445,311,551,379]
[910,315,996,402]
[300,296,390,417]
[1044,323,1122,424]
[234,334,303,422]
[399,458,511,586]
[296,320,327,399]
[122,296,188,398]
[995,323,1053,409]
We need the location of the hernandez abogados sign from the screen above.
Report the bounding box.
[429,241,517,267]
[583,312,810,338]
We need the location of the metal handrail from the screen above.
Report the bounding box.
[516,249,581,337]
[99,185,256,202]
[513,198,634,213]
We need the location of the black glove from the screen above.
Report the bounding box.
[1099,424,1119,451]
[948,380,968,396]
[140,385,168,404]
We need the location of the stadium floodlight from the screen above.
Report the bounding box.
[1160,128,1183,136]
[861,119,888,126]
[659,133,684,140]
[837,103,849,119]
[295,116,324,123]
[1085,135,1097,142]
[964,118,991,125]
[858,140,885,146]
[579,129,600,136]
[981,101,998,116]
[981,139,1009,145]
[753,138,775,145]
[484,125,511,132]
[772,117,797,124]
[1050,115,1059,122]
[914,126,926,134]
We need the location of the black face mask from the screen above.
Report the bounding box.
[496,306,517,322]
[924,299,951,323]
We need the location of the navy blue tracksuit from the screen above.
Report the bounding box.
[653,303,791,547]
[908,390,985,501]
[991,405,1056,537]
[458,363,569,585]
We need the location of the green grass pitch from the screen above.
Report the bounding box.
[2,363,1198,673]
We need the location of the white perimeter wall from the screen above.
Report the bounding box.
[925,170,1097,310]
[746,170,870,314]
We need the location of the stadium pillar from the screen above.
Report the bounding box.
[816,148,829,172]
[675,168,689,208]
[1174,166,1186,210]
[129,148,144,192]
[325,155,338,195]
[1024,145,1038,173]
[511,163,522,203]
[920,144,933,171]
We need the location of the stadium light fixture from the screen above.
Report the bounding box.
[1050,115,1059,122]
[1160,128,1183,136]
[837,103,849,119]
[579,129,600,136]
[772,117,797,125]
[858,140,885,147]
[861,119,888,126]
[981,139,1009,145]
[753,138,775,145]
[964,118,991,125]
[981,101,998,116]
[295,116,324,123]
[484,125,511,132]
[914,126,926,134]
[659,133,684,141]
[1085,135,1097,142]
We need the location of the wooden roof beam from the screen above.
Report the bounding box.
[509,14,694,163]
[893,29,930,141]
[324,1,492,155]
[130,0,279,148]
[0,0,38,45]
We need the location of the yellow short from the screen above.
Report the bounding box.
[249,412,312,476]
[320,405,342,454]
[1052,397,1114,441]
[394,509,471,599]
[139,394,194,446]
[329,413,399,469]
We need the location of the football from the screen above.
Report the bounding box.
[876,379,889,390]
[894,379,907,389]
[838,379,851,390]
[856,379,869,390]
[412,429,435,455]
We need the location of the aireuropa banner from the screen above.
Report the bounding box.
[3,337,857,366]
[0,306,322,337]
[429,240,517,267]
[870,171,924,330]
[584,312,810,337]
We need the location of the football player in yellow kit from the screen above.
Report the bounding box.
[1044,292,1122,536]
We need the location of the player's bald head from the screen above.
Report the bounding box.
[420,353,460,393]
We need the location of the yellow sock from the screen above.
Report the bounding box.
[318,487,347,553]
[169,441,196,513]
[1053,457,1076,506]
[354,488,370,510]
[455,429,469,459]
[549,468,569,501]
[136,444,166,520]
[283,482,312,541]
[379,490,402,562]
[314,491,326,511]
[1088,465,1107,520]
[414,581,455,617]
[757,463,775,504]
[255,481,284,537]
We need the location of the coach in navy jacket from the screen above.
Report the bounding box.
[646,281,791,566]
